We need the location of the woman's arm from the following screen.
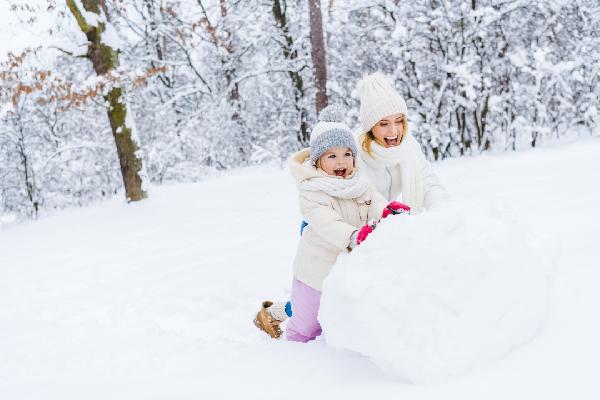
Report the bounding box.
[417,149,450,209]
[367,189,390,221]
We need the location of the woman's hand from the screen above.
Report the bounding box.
[382,201,411,219]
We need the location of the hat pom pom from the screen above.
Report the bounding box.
[356,74,369,99]
[318,104,345,123]
[357,71,389,99]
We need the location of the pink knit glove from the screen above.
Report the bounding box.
[382,201,411,219]
[356,222,377,246]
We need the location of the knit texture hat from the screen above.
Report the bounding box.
[357,72,408,134]
[310,104,358,164]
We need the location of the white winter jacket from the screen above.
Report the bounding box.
[357,133,449,212]
[289,149,388,291]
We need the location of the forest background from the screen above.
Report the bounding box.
[1,0,598,220]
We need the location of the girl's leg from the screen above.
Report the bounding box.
[286,278,322,343]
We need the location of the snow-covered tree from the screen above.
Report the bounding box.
[66,0,148,201]
[1,0,599,220]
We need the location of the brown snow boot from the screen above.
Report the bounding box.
[253,301,283,339]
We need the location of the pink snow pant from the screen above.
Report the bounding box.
[286,278,322,343]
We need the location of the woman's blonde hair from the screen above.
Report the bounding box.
[360,131,376,157]
[360,115,408,156]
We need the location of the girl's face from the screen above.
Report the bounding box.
[370,113,406,148]
[317,146,355,178]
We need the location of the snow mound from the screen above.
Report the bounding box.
[319,201,553,385]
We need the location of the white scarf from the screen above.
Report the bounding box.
[363,133,425,211]
[299,166,371,199]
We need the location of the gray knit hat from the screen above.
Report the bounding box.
[310,105,358,164]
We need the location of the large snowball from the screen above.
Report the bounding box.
[319,201,553,384]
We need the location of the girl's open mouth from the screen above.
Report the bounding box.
[334,168,347,177]
[384,136,399,147]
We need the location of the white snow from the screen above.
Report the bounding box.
[71,0,102,28]
[1,139,600,399]
[123,102,151,194]
[0,1,76,61]
[101,22,122,51]
[320,200,553,384]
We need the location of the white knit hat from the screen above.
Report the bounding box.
[309,104,357,164]
[357,71,408,134]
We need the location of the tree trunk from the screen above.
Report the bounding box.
[272,0,309,145]
[15,120,39,217]
[457,106,469,155]
[308,0,328,114]
[67,0,148,202]
[143,0,172,88]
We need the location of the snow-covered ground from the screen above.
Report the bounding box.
[1,139,599,399]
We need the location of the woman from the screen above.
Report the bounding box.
[355,71,448,212]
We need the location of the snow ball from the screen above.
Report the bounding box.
[319,200,553,385]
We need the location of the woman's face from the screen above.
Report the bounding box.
[317,146,355,178]
[370,113,406,148]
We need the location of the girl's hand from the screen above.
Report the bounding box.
[356,221,377,246]
[382,201,411,219]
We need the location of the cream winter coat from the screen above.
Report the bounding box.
[289,149,388,291]
[357,133,449,212]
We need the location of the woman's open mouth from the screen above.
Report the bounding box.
[384,135,399,147]
[334,168,347,177]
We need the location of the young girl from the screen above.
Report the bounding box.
[254,105,408,342]
[356,72,449,212]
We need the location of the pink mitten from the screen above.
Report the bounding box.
[356,222,376,246]
[382,201,411,219]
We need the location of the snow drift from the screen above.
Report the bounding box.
[319,201,554,385]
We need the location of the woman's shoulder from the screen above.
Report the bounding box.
[405,133,427,154]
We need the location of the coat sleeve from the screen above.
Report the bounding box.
[300,193,357,251]
[416,147,450,209]
[367,189,389,221]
